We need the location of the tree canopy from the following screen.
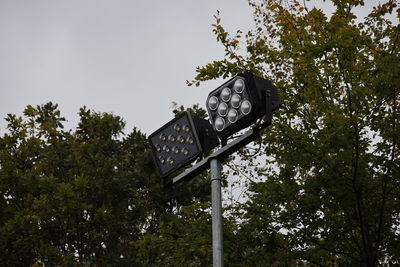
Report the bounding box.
[0,103,212,266]
[189,0,399,265]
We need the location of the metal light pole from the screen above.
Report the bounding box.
[155,72,280,267]
[210,158,223,267]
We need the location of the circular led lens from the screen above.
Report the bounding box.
[221,87,231,102]
[167,157,174,165]
[174,124,181,132]
[227,109,238,123]
[172,146,180,154]
[208,96,219,111]
[214,117,225,132]
[182,148,189,155]
[187,136,194,144]
[168,134,176,142]
[217,102,228,117]
[178,135,185,144]
[183,125,191,133]
[163,145,170,153]
[233,78,245,93]
[159,156,165,164]
[159,133,167,142]
[230,94,241,108]
[155,144,162,152]
[240,100,252,115]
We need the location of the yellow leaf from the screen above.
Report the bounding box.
[269,5,280,10]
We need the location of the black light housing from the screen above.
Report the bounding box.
[148,111,219,179]
[206,71,280,139]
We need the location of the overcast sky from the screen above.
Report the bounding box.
[0,0,389,136]
[0,0,257,135]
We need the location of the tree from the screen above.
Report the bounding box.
[189,0,399,265]
[0,103,217,266]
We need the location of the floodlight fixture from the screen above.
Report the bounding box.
[206,71,280,139]
[148,71,281,266]
[148,111,219,179]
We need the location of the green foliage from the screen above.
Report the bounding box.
[0,103,214,266]
[190,0,400,265]
[171,102,208,119]
[0,101,227,266]
[133,201,212,266]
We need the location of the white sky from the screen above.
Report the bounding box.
[0,0,255,135]
[0,0,392,136]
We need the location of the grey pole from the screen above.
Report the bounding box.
[210,158,223,267]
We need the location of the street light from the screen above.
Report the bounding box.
[148,111,219,180]
[204,70,281,266]
[206,71,280,139]
[148,71,280,267]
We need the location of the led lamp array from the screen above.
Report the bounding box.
[206,76,254,135]
[148,112,219,179]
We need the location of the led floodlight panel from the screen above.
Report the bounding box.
[206,71,279,139]
[148,112,218,178]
